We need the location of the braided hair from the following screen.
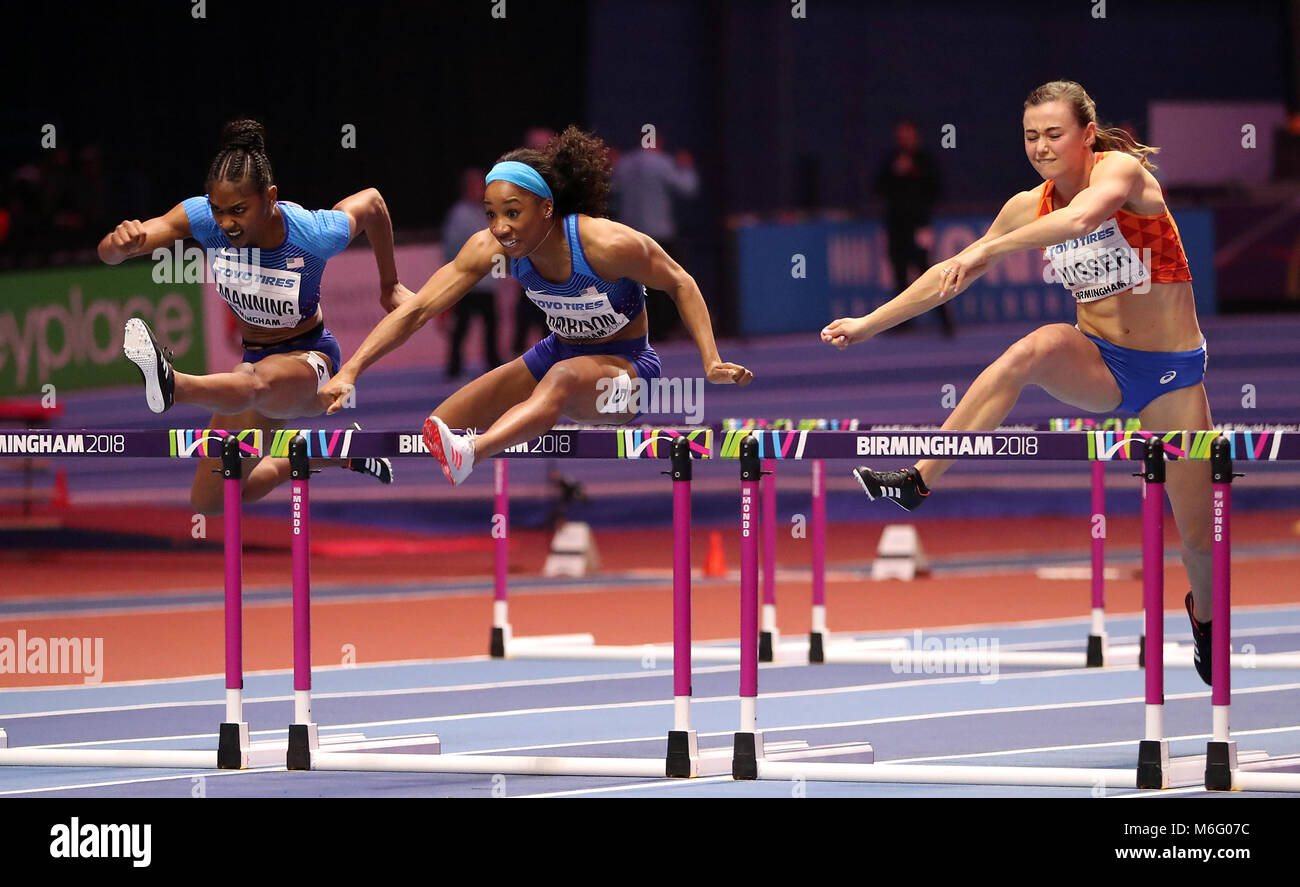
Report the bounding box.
[205,119,276,192]
[496,126,612,217]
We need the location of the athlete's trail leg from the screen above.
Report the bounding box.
[1141,383,1215,619]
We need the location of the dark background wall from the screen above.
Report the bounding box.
[0,0,591,233]
[2,0,1292,329]
[588,0,1289,212]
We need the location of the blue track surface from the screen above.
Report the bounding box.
[3,608,1299,798]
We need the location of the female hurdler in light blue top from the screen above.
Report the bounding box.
[321,126,752,486]
[99,119,408,513]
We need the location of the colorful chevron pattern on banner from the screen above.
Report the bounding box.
[1087,429,1286,461]
[719,429,809,460]
[265,428,356,459]
[168,429,263,458]
[616,427,713,459]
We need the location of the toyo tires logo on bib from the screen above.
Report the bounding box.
[526,286,630,339]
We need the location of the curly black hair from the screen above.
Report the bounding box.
[496,125,611,217]
[205,119,275,192]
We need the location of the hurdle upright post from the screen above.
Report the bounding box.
[490,460,510,657]
[760,458,778,661]
[733,435,765,779]
[1086,461,1107,667]
[217,434,250,769]
[809,459,827,663]
[665,436,698,777]
[1136,436,1169,789]
[1205,436,1237,790]
[286,435,319,769]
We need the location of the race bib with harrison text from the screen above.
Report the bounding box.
[526,285,631,340]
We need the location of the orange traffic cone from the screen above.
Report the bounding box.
[52,469,68,509]
[704,531,728,577]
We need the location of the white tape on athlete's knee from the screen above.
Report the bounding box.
[304,352,331,392]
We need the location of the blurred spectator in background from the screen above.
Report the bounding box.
[524,126,556,151]
[875,119,953,336]
[443,167,503,378]
[1,143,110,266]
[511,126,556,353]
[611,137,699,341]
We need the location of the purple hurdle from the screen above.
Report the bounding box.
[1136,436,1169,789]
[759,458,778,661]
[490,460,510,657]
[809,459,828,662]
[734,435,764,778]
[287,435,319,769]
[217,434,251,769]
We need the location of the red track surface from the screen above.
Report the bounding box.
[3,510,1298,686]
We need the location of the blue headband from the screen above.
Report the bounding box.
[485,161,553,200]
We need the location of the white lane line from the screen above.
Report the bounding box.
[517,776,735,798]
[883,724,1300,765]
[18,672,1300,744]
[0,767,285,796]
[511,725,1300,799]
[0,654,500,694]
[0,664,740,719]
[756,681,1300,737]
[61,677,1300,743]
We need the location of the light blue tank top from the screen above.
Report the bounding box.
[182,196,351,330]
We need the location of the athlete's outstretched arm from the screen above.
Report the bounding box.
[97,203,193,265]
[333,188,412,312]
[821,189,1039,349]
[943,155,1141,295]
[319,230,497,413]
[585,219,752,385]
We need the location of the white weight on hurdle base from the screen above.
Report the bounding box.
[871,524,929,581]
[541,521,601,578]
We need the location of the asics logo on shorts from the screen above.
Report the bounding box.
[1160,370,1177,384]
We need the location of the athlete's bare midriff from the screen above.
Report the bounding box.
[1075,280,1203,352]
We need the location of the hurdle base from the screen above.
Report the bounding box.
[733,730,766,780]
[287,723,320,770]
[1137,739,1169,789]
[759,631,775,663]
[809,632,826,663]
[1086,634,1106,668]
[1138,634,1145,668]
[1205,741,1238,792]
[217,722,249,770]
[666,730,698,778]
[490,625,511,659]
